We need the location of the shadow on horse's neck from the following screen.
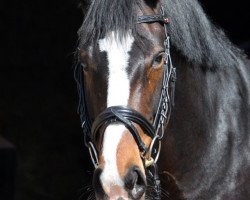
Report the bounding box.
[158,50,250,199]
[164,52,213,167]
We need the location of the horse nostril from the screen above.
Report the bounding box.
[124,166,146,199]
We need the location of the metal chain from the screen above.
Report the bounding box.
[156,36,176,139]
[146,8,176,167]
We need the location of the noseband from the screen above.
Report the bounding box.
[76,7,176,200]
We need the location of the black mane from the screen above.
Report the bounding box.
[161,0,246,69]
[78,0,247,69]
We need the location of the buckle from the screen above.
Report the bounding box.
[88,142,99,169]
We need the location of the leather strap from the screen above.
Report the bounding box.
[137,14,170,24]
[92,106,156,153]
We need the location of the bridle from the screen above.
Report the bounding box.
[76,6,176,200]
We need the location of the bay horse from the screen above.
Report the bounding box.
[75,0,250,199]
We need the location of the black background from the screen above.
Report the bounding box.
[0,0,249,200]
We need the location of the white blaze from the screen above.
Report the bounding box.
[98,32,134,188]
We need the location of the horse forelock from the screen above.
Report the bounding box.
[78,0,140,48]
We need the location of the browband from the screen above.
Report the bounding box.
[137,14,170,24]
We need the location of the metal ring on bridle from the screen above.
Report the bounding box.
[145,135,162,167]
[88,142,99,168]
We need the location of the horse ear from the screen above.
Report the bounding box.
[143,0,160,8]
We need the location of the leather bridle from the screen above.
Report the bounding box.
[76,6,176,199]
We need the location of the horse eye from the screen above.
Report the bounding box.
[152,52,165,68]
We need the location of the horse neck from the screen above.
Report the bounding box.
[159,53,250,199]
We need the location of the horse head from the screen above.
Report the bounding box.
[77,0,173,199]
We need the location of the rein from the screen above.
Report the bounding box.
[76,6,176,200]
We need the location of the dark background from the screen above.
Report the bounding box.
[0,0,249,200]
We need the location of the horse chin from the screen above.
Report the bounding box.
[94,182,146,200]
[95,193,145,200]
[94,188,146,200]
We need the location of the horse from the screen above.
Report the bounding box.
[75,0,250,199]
